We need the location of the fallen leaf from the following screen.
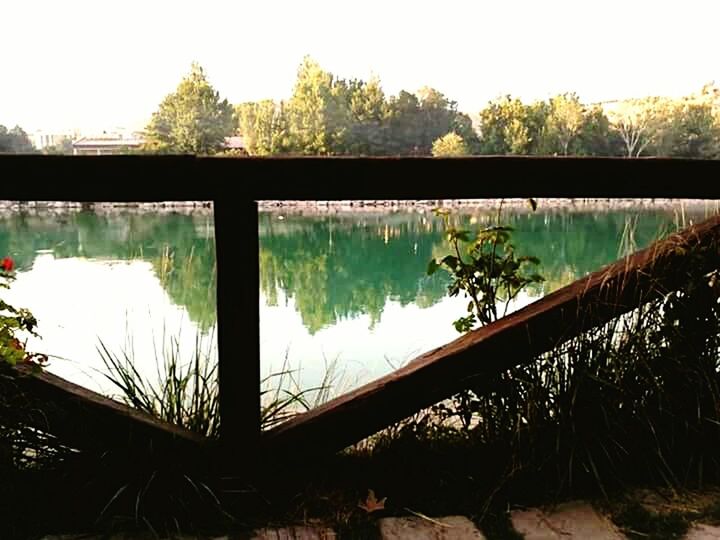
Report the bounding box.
[358,489,386,513]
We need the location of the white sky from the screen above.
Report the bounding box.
[2,0,719,133]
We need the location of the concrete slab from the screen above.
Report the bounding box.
[379,515,485,539]
[511,502,624,539]
[685,524,720,540]
[250,526,337,540]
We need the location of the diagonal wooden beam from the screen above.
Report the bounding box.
[5,364,206,454]
[262,214,720,460]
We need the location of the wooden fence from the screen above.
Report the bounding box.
[3,155,720,469]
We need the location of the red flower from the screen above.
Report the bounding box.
[1,257,14,272]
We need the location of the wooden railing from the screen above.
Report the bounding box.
[3,155,720,467]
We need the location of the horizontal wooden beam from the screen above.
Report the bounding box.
[261,214,720,460]
[2,155,720,201]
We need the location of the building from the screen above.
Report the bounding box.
[30,131,75,152]
[224,135,246,152]
[72,134,145,155]
[71,133,246,155]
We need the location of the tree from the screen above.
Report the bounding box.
[608,98,666,157]
[386,91,423,155]
[545,93,584,155]
[665,102,719,158]
[286,56,351,155]
[343,77,389,155]
[236,100,291,155]
[574,105,619,156]
[452,112,480,154]
[417,87,455,152]
[0,125,34,153]
[432,132,469,156]
[477,96,533,155]
[524,100,550,154]
[144,63,236,154]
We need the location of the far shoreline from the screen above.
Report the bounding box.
[0,198,718,217]
[257,198,720,216]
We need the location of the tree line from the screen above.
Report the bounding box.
[146,58,719,158]
[0,125,33,153]
[476,90,720,158]
[0,125,71,154]
[3,57,719,157]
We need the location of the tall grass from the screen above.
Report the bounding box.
[98,331,340,437]
[362,260,720,505]
[98,330,220,437]
[285,220,720,533]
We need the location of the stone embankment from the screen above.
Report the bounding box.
[0,200,213,216]
[259,198,719,215]
[2,198,717,217]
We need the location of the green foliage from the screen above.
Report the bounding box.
[428,203,543,430]
[351,242,720,516]
[235,57,478,156]
[343,77,390,155]
[0,125,35,154]
[431,132,469,156]
[98,335,220,437]
[428,206,544,332]
[478,96,535,155]
[610,98,668,157]
[236,100,291,155]
[665,102,719,158]
[575,105,622,156]
[144,63,236,155]
[285,56,343,155]
[476,88,720,158]
[545,93,585,155]
[135,63,720,157]
[0,258,45,369]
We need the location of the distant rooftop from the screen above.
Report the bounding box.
[73,136,144,148]
[225,135,245,149]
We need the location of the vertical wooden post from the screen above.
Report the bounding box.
[214,197,260,465]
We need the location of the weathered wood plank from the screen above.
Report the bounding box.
[215,198,261,457]
[6,364,205,453]
[262,214,720,459]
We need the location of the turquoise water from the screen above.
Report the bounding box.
[0,202,715,398]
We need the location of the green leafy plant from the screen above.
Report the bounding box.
[426,201,543,429]
[0,256,46,369]
[427,202,544,332]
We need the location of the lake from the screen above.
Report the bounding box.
[0,201,716,402]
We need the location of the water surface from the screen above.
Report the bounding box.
[0,202,715,398]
